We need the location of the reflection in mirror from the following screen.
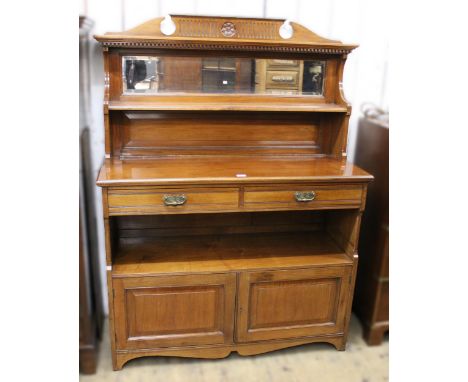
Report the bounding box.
[122,56,325,96]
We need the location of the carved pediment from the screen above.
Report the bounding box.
[95,15,357,54]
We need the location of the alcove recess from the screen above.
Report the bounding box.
[106,209,362,276]
[108,110,349,159]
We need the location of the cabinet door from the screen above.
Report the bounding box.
[236,267,352,342]
[113,273,236,350]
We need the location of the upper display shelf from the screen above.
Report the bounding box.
[94,15,358,54]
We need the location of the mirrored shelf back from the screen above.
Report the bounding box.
[122,55,326,96]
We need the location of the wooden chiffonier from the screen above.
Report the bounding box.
[94,15,372,370]
[353,111,389,345]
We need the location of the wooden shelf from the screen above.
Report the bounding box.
[97,157,372,187]
[113,231,351,276]
[108,100,348,113]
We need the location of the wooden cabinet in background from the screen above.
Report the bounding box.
[160,56,202,92]
[255,59,304,94]
[95,15,372,370]
[79,16,103,374]
[353,112,389,345]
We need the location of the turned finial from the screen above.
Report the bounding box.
[279,19,293,39]
[160,14,176,36]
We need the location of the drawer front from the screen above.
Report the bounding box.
[113,273,236,350]
[266,70,299,89]
[266,59,300,69]
[108,187,239,215]
[244,185,363,211]
[236,266,352,342]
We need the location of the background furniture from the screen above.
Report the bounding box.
[353,107,389,345]
[255,59,304,94]
[94,15,372,370]
[79,16,104,374]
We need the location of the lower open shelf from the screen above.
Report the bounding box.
[113,231,351,276]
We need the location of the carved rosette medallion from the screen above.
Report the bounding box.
[221,22,236,37]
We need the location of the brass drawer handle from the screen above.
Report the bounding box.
[271,75,295,83]
[163,194,187,206]
[294,191,316,202]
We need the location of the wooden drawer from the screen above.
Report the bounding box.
[108,187,239,215]
[266,59,300,68]
[236,266,352,342]
[244,185,363,211]
[266,70,299,89]
[113,273,236,350]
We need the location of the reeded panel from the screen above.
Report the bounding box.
[122,56,326,96]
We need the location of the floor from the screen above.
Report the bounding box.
[80,315,388,382]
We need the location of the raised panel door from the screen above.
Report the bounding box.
[113,273,236,350]
[236,267,352,342]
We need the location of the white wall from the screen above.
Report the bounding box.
[81,0,389,314]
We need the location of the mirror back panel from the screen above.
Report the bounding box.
[122,56,326,97]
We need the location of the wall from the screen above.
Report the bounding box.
[80,0,389,314]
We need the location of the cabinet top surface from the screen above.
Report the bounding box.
[94,15,357,53]
[97,157,372,187]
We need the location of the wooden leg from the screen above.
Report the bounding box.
[80,347,97,374]
[363,324,388,346]
[113,351,123,371]
[332,337,347,351]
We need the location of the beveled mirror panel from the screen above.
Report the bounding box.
[122,56,326,96]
